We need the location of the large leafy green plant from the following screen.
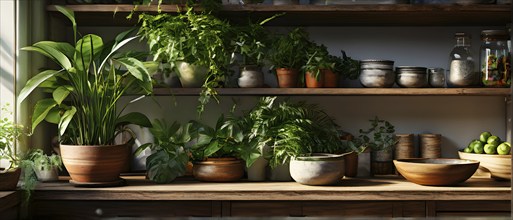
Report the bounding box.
[17,6,153,145]
[135,119,190,183]
[137,8,233,115]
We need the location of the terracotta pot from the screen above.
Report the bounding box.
[344,152,358,177]
[0,168,21,190]
[193,158,244,182]
[323,69,339,88]
[305,71,324,88]
[276,68,299,88]
[60,144,129,183]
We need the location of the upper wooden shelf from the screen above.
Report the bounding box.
[47,4,511,26]
[150,87,511,96]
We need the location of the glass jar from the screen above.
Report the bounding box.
[480,30,511,88]
[448,33,479,87]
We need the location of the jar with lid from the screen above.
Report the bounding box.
[448,33,479,87]
[480,30,511,88]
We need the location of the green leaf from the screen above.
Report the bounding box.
[59,107,76,136]
[17,69,63,105]
[134,143,152,156]
[115,57,151,82]
[55,6,76,42]
[203,140,221,157]
[75,34,103,72]
[116,112,152,128]
[99,36,138,71]
[52,85,73,105]
[32,42,72,70]
[31,99,58,133]
[45,108,61,124]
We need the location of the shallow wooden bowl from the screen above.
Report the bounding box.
[458,151,511,180]
[394,158,479,186]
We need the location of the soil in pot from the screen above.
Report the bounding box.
[276,68,299,88]
[0,168,21,190]
[193,158,244,182]
[305,71,324,88]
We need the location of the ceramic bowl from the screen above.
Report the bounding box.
[458,151,511,180]
[290,153,345,186]
[394,158,479,186]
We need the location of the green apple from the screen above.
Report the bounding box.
[487,135,501,146]
[484,143,497,154]
[497,142,511,155]
[473,141,485,154]
[480,131,492,143]
[463,147,473,153]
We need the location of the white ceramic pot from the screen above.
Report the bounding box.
[238,65,264,88]
[247,156,268,181]
[290,153,345,186]
[35,167,59,182]
[175,61,208,88]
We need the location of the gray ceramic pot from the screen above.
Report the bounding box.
[359,60,395,88]
[290,153,345,185]
[238,65,264,88]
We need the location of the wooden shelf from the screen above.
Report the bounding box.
[34,176,510,201]
[47,4,511,26]
[150,87,511,96]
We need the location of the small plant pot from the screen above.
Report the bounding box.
[193,158,244,182]
[276,68,299,88]
[0,168,21,190]
[290,153,345,186]
[175,61,208,88]
[238,65,264,88]
[344,152,358,177]
[323,69,339,88]
[247,156,268,181]
[305,71,324,88]
[35,167,59,182]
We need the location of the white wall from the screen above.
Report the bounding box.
[83,25,507,170]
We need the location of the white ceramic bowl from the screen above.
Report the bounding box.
[290,153,344,186]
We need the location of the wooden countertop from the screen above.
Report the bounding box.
[0,191,20,213]
[33,176,510,201]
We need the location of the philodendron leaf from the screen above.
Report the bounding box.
[52,85,73,105]
[75,34,103,72]
[17,69,64,106]
[203,140,221,158]
[116,112,152,128]
[32,41,74,69]
[59,107,76,136]
[31,99,58,133]
[45,108,61,124]
[116,57,151,82]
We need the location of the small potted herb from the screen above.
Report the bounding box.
[0,104,24,190]
[25,149,62,182]
[303,43,331,88]
[354,116,397,175]
[268,28,310,88]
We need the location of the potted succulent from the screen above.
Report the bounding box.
[268,28,310,88]
[137,8,233,115]
[18,6,154,185]
[0,104,24,190]
[354,117,397,175]
[135,119,190,183]
[24,149,62,182]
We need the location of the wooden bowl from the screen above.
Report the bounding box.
[394,158,479,186]
[458,151,511,180]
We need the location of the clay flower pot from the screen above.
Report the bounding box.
[60,144,130,184]
[276,68,299,88]
[323,69,339,88]
[0,168,21,190]
[193,158,244,182]
[305,71,324,88]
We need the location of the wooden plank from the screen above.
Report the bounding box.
[33,177,510,201]
[229,201,302,216]
[402,201,426,217]
[426,201,436,217]
[150,88,511,96]
[436,212,511,217]
[435,200,511,212]
[0,191,20,213]
[302,201,394,217]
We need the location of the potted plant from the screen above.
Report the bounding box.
[302,43,331,88]
[135,119,190,183]
[354,116,397,175]
[24,149,62,182]
[137,8,233,115]
[232,16,277,88]
[0,104,24,190]
[269,28,310,88]
[18,6,154,185]
[188,114,252,182]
